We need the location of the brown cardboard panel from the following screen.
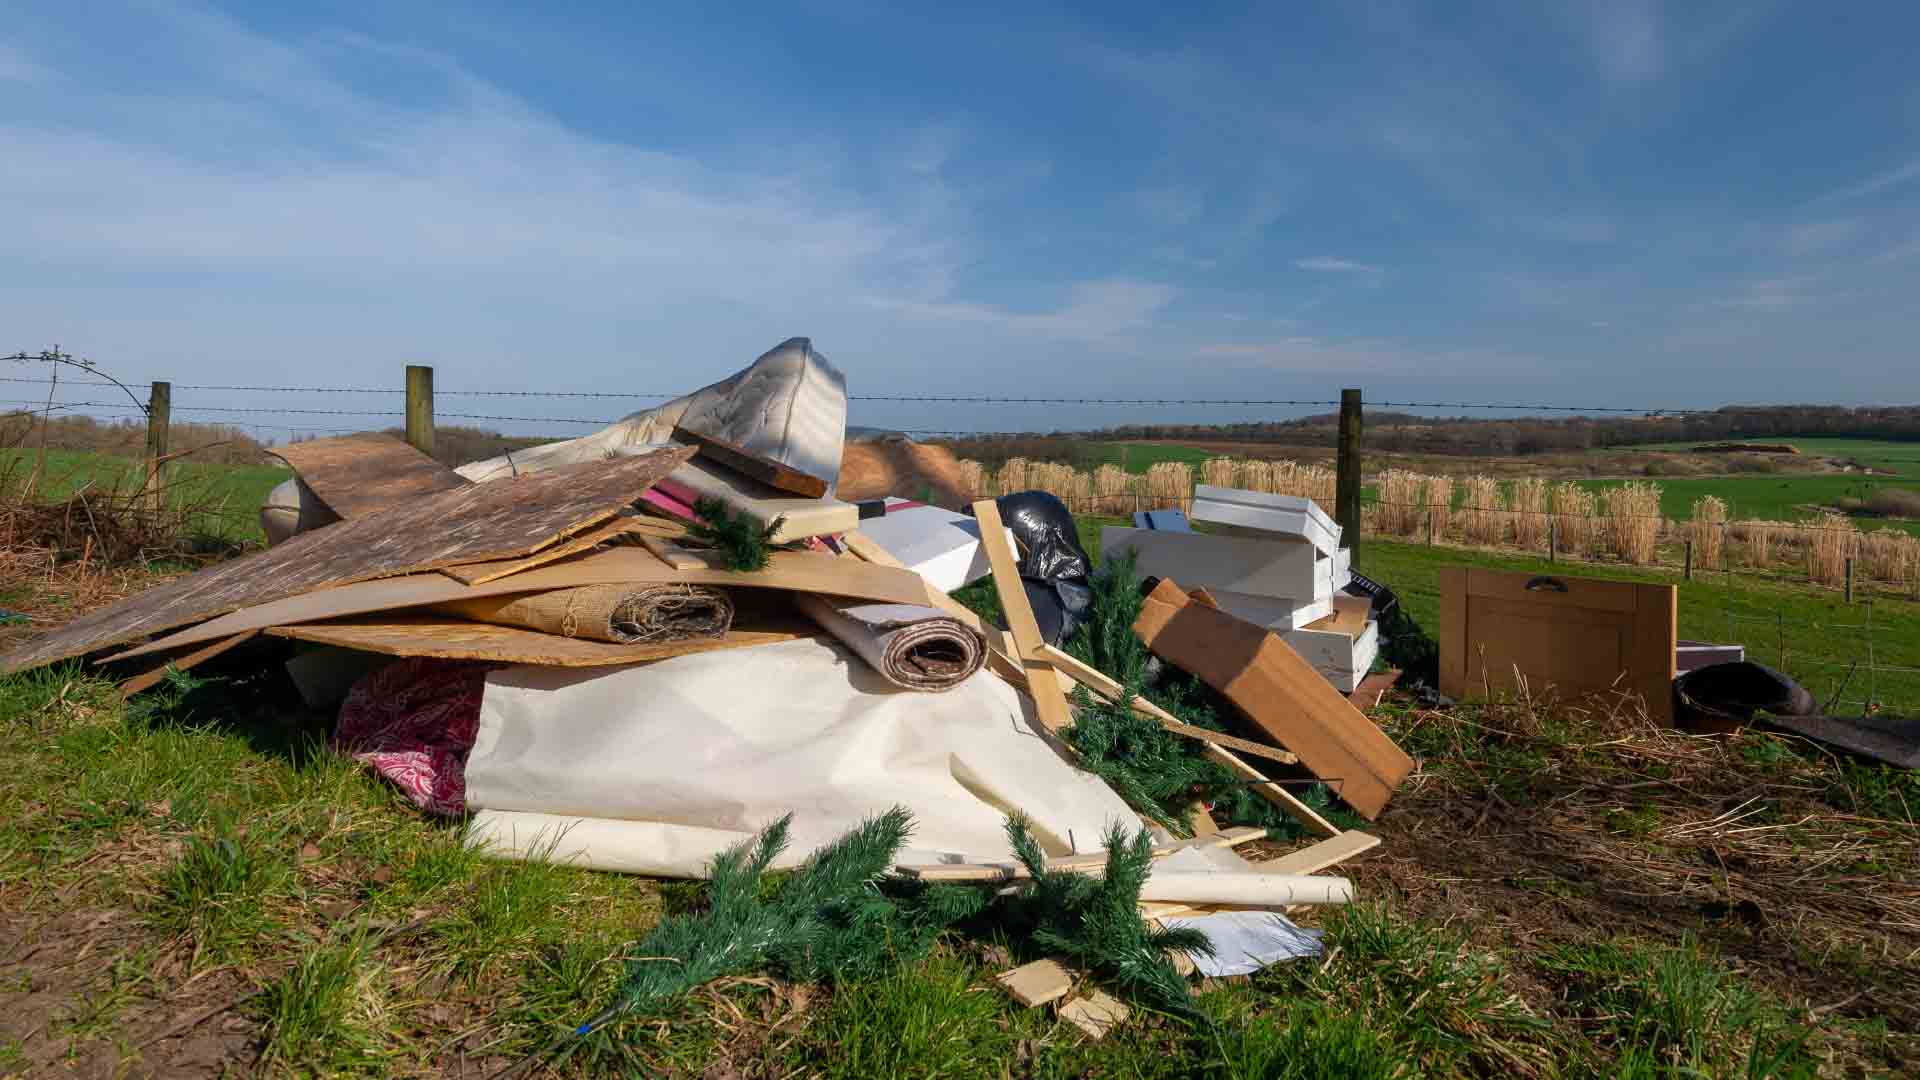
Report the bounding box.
[1132,579,1414,819]
[1439,568,1676,724]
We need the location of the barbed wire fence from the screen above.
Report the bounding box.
[4,348,1916,713]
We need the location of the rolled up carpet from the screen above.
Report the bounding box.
[794,594,984,691]
[430,583,733,644]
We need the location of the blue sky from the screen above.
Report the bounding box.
[3,1,1919,438]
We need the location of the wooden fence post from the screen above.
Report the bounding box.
[143,380,171,511]
[405,365,434,457]
[1336,388,1362,565]
[1684,540,1693,581]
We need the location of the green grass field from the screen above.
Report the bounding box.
[0,478,1915,1073]
[1630,436,1920,477]
[0,448,289,542]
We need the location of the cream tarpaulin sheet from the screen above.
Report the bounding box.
[462,637,1137,877]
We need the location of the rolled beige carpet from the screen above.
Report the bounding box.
[795,594,984,691]
[430,583,733,644]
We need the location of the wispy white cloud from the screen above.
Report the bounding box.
[863,279,1177,341]
[1294,256,1381,274]
[1817,159,1920,203]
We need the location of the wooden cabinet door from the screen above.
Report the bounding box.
[1440,568,1677,724]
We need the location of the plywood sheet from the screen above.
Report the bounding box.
[269,432,469,518]
[439,514,654,586]
[1,447,695,675]
[265,614,815,667]
[1439,567,1677,724]
[103,546,941,663]
[1132,579,1415,819]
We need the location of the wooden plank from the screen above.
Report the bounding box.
[265,614,814,667]
[996,959,1074,1008]
[1158,716,1300,767]
[973,499,1074,735]
[1135,831,1381,919]
[639,535,708,571]
[439,515,653,586]
[1347,669,1401,711]
[655,458,857,543]
[1059,990,1129,1040]
[898,826,1265,882]
[3,446,696,676]
[269,433,469,520]
[1440,568,1676,725]
[117,630,259,699]
[1132,579,1414,819]
[102,546,942,664]
[672,424,828,498]
[1033,643,1337,837]
[1257,830,1381,875]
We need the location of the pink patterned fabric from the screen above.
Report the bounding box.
[334,658,490,816]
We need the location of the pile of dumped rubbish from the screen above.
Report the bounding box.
[15,338,1894,1041]
[0,339,1421,1033]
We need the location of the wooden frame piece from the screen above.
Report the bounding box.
[1135,830,1381,919]
[971,500,1075,734]
[671,424,828,498]
[897,826,1265,882]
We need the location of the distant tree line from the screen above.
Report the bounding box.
[0,411,271,465]
[940,405,1920,459]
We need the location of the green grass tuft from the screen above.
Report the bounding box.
[255,931,388,1073]
[1538,936,1818,1078]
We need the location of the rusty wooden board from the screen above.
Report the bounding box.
[672,424,828,498]
[0,446,695,675]
[439,514,654,586]
[265,613,815,667]
[1439,567,1677,724]
[269,433,469,518]
[102,546,942,663]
